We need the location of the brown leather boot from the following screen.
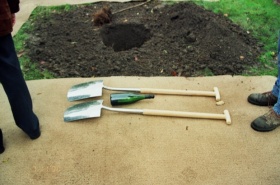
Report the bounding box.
[251,109,280,132]
[247,91,277,106]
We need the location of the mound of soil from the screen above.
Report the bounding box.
[25,1,262,78]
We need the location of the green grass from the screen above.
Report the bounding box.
[13,19,53,80]
[14,1,280,79]
[13,4,76,80]
[193,0,280,76]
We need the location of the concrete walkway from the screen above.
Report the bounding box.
[1,76,279,185]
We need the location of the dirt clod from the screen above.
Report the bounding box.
[93,5,112,27]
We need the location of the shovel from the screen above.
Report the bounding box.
[67,80,221,101]
[64,100,231,124]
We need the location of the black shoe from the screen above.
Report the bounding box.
[0,129,5,154]
[251,109,280,132]
[29,128,41,140]
[247,91,277,106]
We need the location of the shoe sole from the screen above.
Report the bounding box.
[251,122,279,132]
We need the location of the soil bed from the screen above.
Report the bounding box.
[25,1,262,78]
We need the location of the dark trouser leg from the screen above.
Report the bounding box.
[0,129,4,154]
[0,34,40,139]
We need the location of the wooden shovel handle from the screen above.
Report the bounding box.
[140,87,220,101]
[143,109,231,124]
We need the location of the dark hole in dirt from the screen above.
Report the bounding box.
[100,23,151,52]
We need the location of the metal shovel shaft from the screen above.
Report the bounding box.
[103,85,140,92]
[102,105,143,114]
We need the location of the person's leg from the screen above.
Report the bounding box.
[271,32,280,98]
[247,32,280,106]
[251,33,280,132]
[272,33,280,114]
[0,129,4,154]
[273,36,280,115]
[0,34,40,139]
